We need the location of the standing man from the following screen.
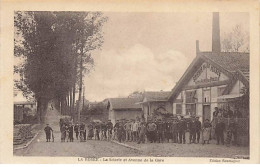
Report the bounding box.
[213,107,219,118]
[147,120,157,143]
[195,116,201,144]
[117,121,124,143]
[124,120,132,141]
[171,119,178,143]
[156,119,164,143]
[44,124,53,142]
[189,118,196,144]
[114,120,120,141]
[68,124,74,142]
[137,122,146,144]
[79,123,86,142]
[132,120,138,142]
[74,123,79,140]
[106,120,113,141]
[215,119,225,145]
[178,116,187,144]
[165,119,172,143]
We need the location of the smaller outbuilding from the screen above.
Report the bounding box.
[107,97,143,125]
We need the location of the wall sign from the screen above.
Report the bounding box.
[193,63,221,84]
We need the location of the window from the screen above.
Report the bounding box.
[203,89,211,103]
[186,104,196,116]
[186,90,197,103]
[176,104,182,115]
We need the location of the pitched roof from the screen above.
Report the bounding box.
[200,52,249,72]
[168,52,250,101]
[108,97,142,110]
[143,91,171,102]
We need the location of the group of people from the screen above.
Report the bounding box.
[58,119,114,142]
[213,107,242,118]
[44,113,239,147]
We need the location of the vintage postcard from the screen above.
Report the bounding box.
[0,0,259,164]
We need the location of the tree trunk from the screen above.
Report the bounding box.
[37,98,42,123]
[36,97,48,123]
[77,47,83,122]
[69,89,73,115]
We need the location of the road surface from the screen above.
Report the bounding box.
[14,108,249,158]
[14,108,140,157]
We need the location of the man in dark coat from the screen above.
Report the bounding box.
[117,121,124,143]
[178,116,187,144]
[156,119,164,143]
[213,107,219,117]
[44,124,53,142]
[194,117,201,143]
[171,119,179,143]
[165,119,172,143]
[137,122,146,144]
[106,120,113,141]
[215,119,225,145]
[189,118,196,144]
[68,124,74,142]
[147,120,157,143]
[74,123,79,140]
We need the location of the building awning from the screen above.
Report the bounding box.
[217,94,243,100]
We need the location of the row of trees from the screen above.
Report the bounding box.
[14,12,107,123]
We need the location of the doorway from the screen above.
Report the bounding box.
[203,105,211,122]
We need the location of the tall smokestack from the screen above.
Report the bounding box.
[212,12,221,53]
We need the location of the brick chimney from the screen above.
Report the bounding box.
[196,40,200,53]
[212,12,221,53]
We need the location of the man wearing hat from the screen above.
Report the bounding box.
[44,124,53,142]
[74,123,79,140]
[189,117,196,144]
[124,120,132,142]
[194,116,202,143]
[178,116,187,144]
[156,119,164,143]
[147,119,157,143]
[171,119,179,143]
[137,122,146,144]
[106,120,113,141]
[165,119,172,143]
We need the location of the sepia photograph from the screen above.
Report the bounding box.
[1,0,260,164]
[12,10,250,159]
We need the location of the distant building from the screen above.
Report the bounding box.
[139,91,172,121]
[168,13,249,122]
[107,98,142,125]
[13,89,37,123]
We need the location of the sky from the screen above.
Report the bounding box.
[83,12,249,102]
[14,12,249,102]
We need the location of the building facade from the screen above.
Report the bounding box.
[140,91,172,121]
[168,13,249,123]
[107,97,143,125]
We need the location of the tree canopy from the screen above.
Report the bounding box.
[14,11,107,122]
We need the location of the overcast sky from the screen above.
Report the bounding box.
[83,12,249,102]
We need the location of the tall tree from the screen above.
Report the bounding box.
[221,24,249,52]
[14,11,107,123]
